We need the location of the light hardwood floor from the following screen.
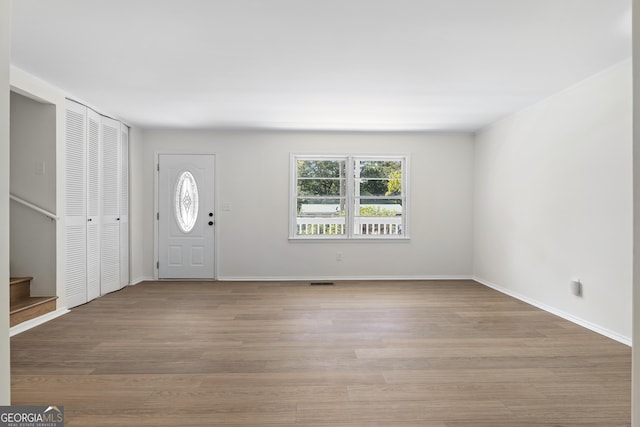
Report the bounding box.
[11,280,631,426]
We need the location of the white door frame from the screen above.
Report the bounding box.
[154,151,217,280]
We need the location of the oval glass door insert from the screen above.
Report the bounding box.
[175,171,199,233]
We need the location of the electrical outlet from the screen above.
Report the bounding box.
[336,252,343,261]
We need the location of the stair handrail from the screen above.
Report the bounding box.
[9,194,59,221]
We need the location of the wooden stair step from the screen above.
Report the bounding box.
[11,296,57,314]
[10,277,33,305]
[10,277,33,286]
[10,296,58,327]
[10,277,57,327]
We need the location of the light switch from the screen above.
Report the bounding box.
[35,161,45,175]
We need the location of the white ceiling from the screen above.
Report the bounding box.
[10,0,632,132]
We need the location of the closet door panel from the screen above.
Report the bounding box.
[119,124,129,287]
[64,100,87,308]
[64,100,130,306]
[86,108,101,301]
[100,116,120,295]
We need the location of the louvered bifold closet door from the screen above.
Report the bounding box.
[64,100,88,308]
[100,116,121,295]
[86,108,102,301]
[119,124,129,287]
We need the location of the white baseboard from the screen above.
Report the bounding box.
[10,307,70,337]
[136,275,474,283]
[216,275,474,282]
[129,276,154,285]
[473,276,631,346]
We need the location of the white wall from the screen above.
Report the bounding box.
[129,127,145,284]
[133,131,474,281]
[0,0,10,406]
[474,60,633,343]
[10,91,56,212]
[9,91,57,296]
[9,67,67,308]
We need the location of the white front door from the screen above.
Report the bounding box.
[158,154,215,279]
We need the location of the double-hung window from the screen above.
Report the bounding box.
[290,154,408,239]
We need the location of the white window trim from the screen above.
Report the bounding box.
[289,153,410,241]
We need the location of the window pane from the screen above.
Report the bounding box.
[297,178,344,196]
[357,199,403,217]
[357,160,402,178]
[296,198,346,235]
[295,158,347,237]
[354,198,403,235]
[297,197,345,215]
[357,178,402,197]
[298,160,345,178]
[174,171,199,233]
[356,160,402,198]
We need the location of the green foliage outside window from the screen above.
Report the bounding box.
[386,170,402,196]
[359,205,398,217]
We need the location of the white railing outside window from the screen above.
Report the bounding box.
[296,216,402,236]
[296,217,345,235]
[355,216,402,235]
